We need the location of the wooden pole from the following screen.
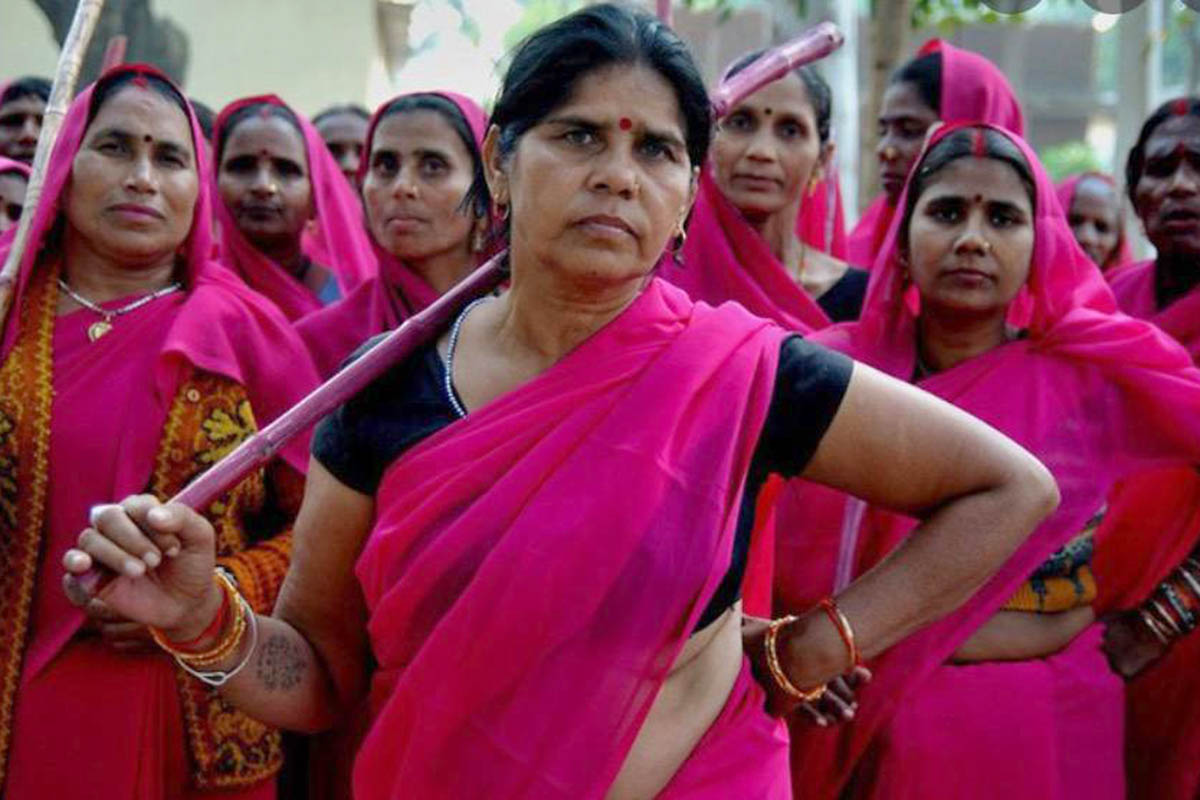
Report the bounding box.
[100,34,128,72]
[657,0,673,26]
[0,0,107,329]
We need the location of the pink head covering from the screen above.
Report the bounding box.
[660,170,830,332]
[846,39,1026,266]
[0,156,30,180]
[0,64,317,471]
[1055,172,1133,273]
[210,94,377,320]
[786,122,1200,797]
[297,91,490,376]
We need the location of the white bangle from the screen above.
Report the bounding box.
[172,590,258,687]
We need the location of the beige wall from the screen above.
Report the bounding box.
[0,0,382,118]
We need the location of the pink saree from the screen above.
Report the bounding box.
[0,64,317,798]
[296,91,489,376]
[352,278,790,798]
[211,95,377,321]
[783,124,1200,800]
[846,38,1026,267]
[1102,259,1200,799]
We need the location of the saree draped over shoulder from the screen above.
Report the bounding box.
[353,278,788,799]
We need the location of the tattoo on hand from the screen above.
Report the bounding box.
[256,633,307,691]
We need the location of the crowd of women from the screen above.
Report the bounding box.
[0,3,1198,798]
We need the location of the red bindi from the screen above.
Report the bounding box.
[619,117,633,131]
[258,105,273,120]
[131,73,149,89]
[1173,98,1191,116]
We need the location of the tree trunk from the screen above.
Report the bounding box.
[859,0,913,212]
[32,0,189,86]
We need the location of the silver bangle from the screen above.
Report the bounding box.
[172,591,258,687]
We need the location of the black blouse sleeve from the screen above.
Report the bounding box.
[753,334,854,478]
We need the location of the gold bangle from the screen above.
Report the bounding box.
[765,615,827,703]
[151,570,247,667]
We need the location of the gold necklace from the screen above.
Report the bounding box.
[56,278,183,341]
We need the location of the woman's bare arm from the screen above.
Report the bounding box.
[777,362,1060,685]
[63,460,374,733]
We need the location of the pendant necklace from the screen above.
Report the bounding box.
[57,278,184,341]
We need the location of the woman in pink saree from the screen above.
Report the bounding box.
[847,39,1026,267]
[296,91,494,376]
[1098,96,1200,800]
[211,95,376,320]
[782,122,1200,799]
[0,64,318,798]
[65,8,1062,799]
[1056,171,1133,274]
[661,54,866,331]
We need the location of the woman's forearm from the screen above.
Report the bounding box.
[951,607,1094,663]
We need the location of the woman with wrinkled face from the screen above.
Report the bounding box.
[1101,97,1200,800]
[1056,172,1131,273]
[213,97,376,321]
[296,91,493,377]
[660,58,867,332]
[65,9,1062,799]
[784,124,1200,800]
[0,65,318,799]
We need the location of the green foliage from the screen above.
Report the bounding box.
[1038,139,1102,182]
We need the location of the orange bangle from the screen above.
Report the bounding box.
[764,616,827,703]
[819,596,861,670]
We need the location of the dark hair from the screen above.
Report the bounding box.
[1125,96,1200,205]
[488,3,710,167]
[899,126,1036,252]
[371,93,489,219]
[215,101,304,166]
[724,50,832,144]
[313,103,370,126]
[190,98,215,142]
[0,76,52,107]
[891,52,941,115]
[86,70,191,130]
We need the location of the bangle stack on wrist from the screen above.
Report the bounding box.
[150,570,257,687]
[1138,559,1200,647]
[763,597,861,703]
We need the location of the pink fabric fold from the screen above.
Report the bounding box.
[1055,173,1134,274]
[210,94,377,321]
[795,171,847,259]
[779,123,1200,799]
[297,91,488,376]
[0,155,31,179]
[847,38,1026,267]
[353,278,785,798]
[660,170,829,332]
[1102,259,1200,799]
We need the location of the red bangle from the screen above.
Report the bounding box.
[163,578,230,652]
[819,596,861,670]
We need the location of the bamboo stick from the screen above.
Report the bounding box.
[0,0,107,328]
[657,0,673,26]
[100,35,128,72]
[72,21,845,594]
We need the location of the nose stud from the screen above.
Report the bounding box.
[883,146,898,161]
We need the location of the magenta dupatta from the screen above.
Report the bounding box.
[0,155,30,179]
[1102,259,1200,799]
[0,64,316,798]
[352,279,783,798]
[296,91,488,376]
[846,38,1026,266]
[795,172,847,258]
[782,123,1200,798]
[210,95,377,321]
[660,170,829,332]
[1055,172,1134,273]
